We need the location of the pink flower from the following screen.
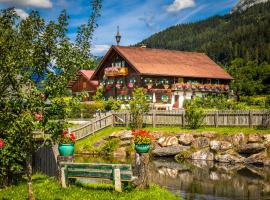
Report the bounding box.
[0,139,5,149]
[34,112,43,121]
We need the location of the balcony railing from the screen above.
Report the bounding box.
[104,67,128,77]
[172,83,229,92]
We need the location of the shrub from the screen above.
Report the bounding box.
[100,138,120,153]
[104,97,121,111]
[129,88,149,129]
[185,103,205,129]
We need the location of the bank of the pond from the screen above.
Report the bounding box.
[0,174,181,200]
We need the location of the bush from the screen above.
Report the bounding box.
[185,103,205,129]
[104,97,121,111]
[100,138,120,153]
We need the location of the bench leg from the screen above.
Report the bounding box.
[61,167,67,188]
[113,168,122,192]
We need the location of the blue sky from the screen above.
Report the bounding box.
[0,0,238,56]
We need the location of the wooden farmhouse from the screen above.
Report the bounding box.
[68,70,98,101]
[91,45,233,109]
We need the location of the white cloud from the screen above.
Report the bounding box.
[91,44,110,55]
[166,0,196,13]
[15,8,29,19]
[0,0,52,8]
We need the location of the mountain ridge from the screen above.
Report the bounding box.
[138,2,270,65]
[231,0,270,13]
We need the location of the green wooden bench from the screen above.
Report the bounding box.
[60,163,134,192]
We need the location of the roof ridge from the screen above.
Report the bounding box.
[113,45,206,55]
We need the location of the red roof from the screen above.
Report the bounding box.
[68,70,98,88]
[95,46,233,80]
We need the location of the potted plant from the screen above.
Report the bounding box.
[58,130,76,156]
[132,130,153,153]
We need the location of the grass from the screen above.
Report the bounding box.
[143,126,270,135]
[0,174,181,200]
[75,127,126,153]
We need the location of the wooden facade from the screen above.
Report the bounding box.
[92,46,232,109]
[68,70,98,101]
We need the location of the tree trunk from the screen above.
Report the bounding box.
[27,154,35,200]
[132,153,150,189]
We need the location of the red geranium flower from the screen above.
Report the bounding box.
[0,139,5,149]
[69,133,76,141]
[34,112,43,121]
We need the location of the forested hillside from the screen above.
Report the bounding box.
[138,2,270,65]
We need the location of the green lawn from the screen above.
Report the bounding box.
[0,174,180,200]
[144,126,270,135]
[75,127,126,153]
[75,126,269,153]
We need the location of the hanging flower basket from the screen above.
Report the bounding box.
[116,83,121,89]
[128,82,134,88]
[106,85,111,91]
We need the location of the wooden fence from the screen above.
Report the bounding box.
[70,111,114,140]
[114,110,270,127]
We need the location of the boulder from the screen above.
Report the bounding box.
[178,133,194,145]
[192,137,210,149]
[231,133,245,146]
[119,140,131,147]
[92,140,105,148]
[215,153,244,163]
[210,140,232,152]
[237,143,265,154]
[151,131,164,140]
[119,130,133,140]
[190,149,214,161]
[158,136,178,147]
[244,152,267,165]
[200,131,216,139]
[108,131,122,139]
[113,147,127,158]
[263,134,270,142]
[210,140,221,151]
[248,134,262,143]
[152,144,188,157]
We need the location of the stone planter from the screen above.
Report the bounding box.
[58,144,75,156]
[135,144,150,153]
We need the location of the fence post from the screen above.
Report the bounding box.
[111,111,115,127]
[249,110,253,128]
[125,112,129,127]
[152,110,156,128]
[215,110,219,128]
[182,110,185,127]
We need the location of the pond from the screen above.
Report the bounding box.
[75,155,270,200]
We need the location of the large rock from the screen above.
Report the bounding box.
[158,136,178,147]
[248,134,263,143]
[238,143,265,154]
[244,152,267,165]
[210,140,232,152]
[119,130,133,140]
[200,131,216,139]
[231,133,245,146]
[151,131,164,140]
[263,134,270,142]
[190,149,214,161]
[215,153,244,163]
[192,137,210,149]
[152,144,188,157]
[178,133,194,145]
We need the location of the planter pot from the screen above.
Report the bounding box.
[135,144,150,153]
[58,144,75,156]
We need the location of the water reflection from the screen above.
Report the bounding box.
[150,158,270,200]
[75,155,270,200]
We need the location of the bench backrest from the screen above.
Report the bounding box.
[62,163,132,181]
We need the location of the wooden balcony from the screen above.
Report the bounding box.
[104,67,128,77]
[172,83,229,92]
